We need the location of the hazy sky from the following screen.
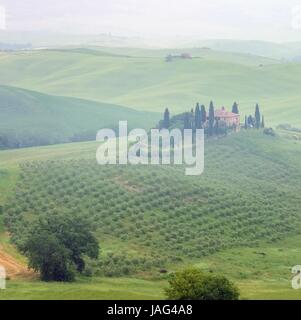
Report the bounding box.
[0,0,301,41]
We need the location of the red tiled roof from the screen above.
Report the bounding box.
[215,108,239,118]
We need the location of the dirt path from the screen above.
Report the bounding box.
[0,246,35,279]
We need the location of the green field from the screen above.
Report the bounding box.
[1,233,301,300]
[0,84,158,148]
[0,130,301,299]
[0,47,300,127]
[0,45,301,300]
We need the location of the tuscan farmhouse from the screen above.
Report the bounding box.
[213,107,240,129]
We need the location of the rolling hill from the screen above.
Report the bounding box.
[0,85,159,148]
[1,31,301,60]
[0,43,301,300]
[0,48,300,127]
[0,130,301,299]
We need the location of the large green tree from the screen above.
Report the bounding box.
[23,231,75,281]
[21,213,99,282]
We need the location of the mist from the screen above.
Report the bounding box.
[0,0,301,41]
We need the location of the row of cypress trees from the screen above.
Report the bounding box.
[163,101,239,131]
[163,102,264,133]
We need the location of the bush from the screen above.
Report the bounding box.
[165,268,239,300]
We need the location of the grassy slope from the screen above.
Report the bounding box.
[0,85,159,146]
[192,234,301,300]
[0,131,301,299]
[0,49,300,126]
[0,46,300,300]
[1,236,301,300]
[0,277,166,300]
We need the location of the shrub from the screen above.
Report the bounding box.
[165,268,239,300]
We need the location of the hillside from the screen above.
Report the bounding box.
[0,48,300,127]
[0,43,301,300]
[0,85,159,148]
[0,130,300,282]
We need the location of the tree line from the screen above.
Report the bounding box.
[0,131,96,150]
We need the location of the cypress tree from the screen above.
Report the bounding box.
[201,105,207,126]
[255,104,261,129]
[195,103,202,129]
[191,108,194,129]
[163,108,170,129]
[248,115,254,127]
[232,102,239,114]
[208,101,215,136]
[184,112,191,130]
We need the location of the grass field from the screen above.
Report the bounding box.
[0,84,159,148]
[1,235,301,300]
[0,48,300,127]
[0,45,301,300]
[0,130,300,299]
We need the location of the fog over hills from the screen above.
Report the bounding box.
[1,0,300,41]
[1,30,301,60]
